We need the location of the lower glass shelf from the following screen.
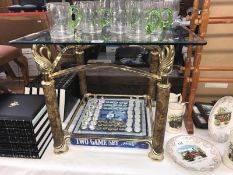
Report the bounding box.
[64,94,153,149]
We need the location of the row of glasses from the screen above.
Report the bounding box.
[46,0,180,41]
[127,0,180,39]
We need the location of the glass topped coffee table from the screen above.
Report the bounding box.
[10,25,206,161]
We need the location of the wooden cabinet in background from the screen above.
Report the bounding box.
[0,0,13,6]
[0,0,13,13]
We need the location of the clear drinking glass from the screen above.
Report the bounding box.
[78,1,102,34]
[110,0,127,34]
[162,0,180,28]
[46,2,76,40]
[127,0,146,39]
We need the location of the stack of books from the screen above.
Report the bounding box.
[0,94,52,159]
[24,73,80,122]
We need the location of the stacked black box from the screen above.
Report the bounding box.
[24,73,80,122]
[0,94,52,159]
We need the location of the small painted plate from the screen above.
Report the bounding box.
[166,135,221,171]
[208,96,233,143]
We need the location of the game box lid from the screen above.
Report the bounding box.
[65,94,152,148]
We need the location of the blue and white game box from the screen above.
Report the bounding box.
[65,94,152,149]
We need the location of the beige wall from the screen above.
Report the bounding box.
[196,0,233,98]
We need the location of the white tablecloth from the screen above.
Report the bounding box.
[0,125,232,175]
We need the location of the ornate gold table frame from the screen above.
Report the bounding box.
[32,44,175,160]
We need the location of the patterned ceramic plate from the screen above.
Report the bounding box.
[208,96,233,143]
[166,135,221,171]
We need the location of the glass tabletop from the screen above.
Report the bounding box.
[10,26,206,46]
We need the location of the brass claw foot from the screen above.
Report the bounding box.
[54,142,69,154]
[148,149,164,161]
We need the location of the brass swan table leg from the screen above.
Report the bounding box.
[32,44,69,154]
[149,45,175,160]
[148,47,160,100]
[42,77,69,153]
[74,46,87,96]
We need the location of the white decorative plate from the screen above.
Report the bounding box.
[208,96,233,143]
[166,135,221,171]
